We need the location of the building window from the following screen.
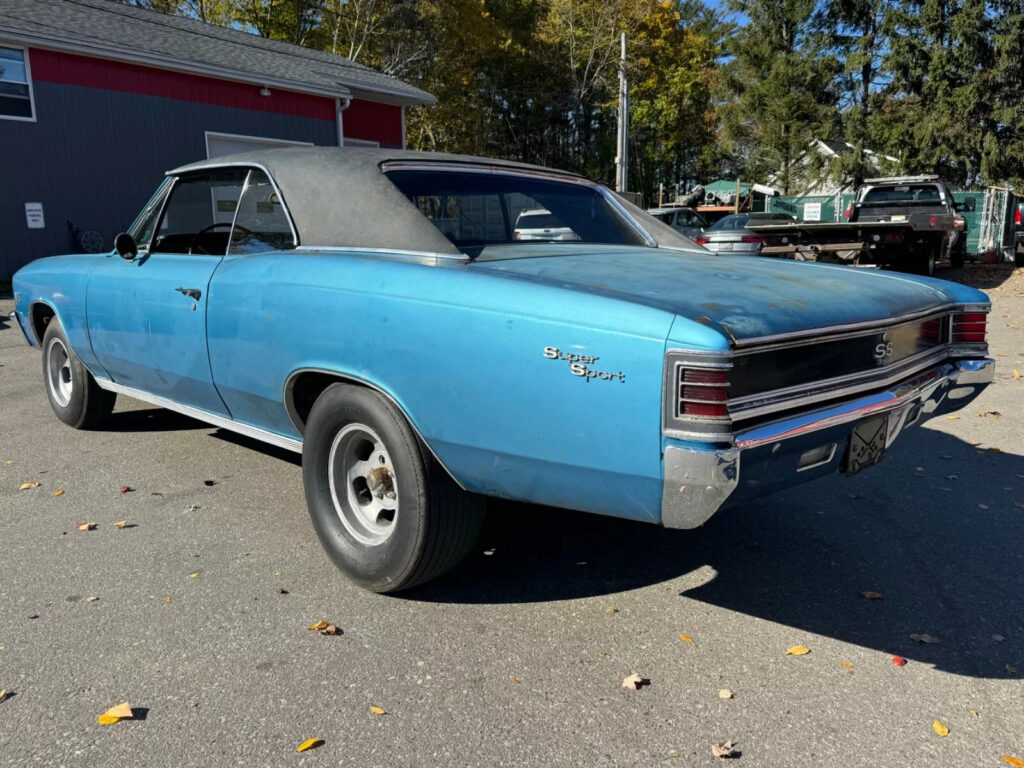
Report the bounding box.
[0,46,34,120]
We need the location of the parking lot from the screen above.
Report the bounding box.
[1,266,1022,767]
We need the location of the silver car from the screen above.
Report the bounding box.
[695,212,796,253]
[646,206,707,239]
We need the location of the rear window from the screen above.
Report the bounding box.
[709,215,749,230]
[385,169,647,251]
[516,212,563,230]
[862,184,942,203]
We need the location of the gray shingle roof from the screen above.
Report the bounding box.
[0,0,434,104]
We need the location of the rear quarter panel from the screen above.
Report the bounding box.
[206,251,696,522]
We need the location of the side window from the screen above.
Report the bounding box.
[151,169,247,255]
[128,178,173,252]
[229,169,296,254]
[0,46,34,120]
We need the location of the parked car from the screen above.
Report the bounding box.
[10,148,994,593]
[646,206,707,239]
[694,212,796,253]
[512,208,579,241]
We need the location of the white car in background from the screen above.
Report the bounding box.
[513,209,580,241]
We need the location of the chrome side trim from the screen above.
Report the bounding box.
[293,246,462,265]
[282,367,468,490]
[93,379,303,453]
[730,303,985,350]
[596,187,659,247]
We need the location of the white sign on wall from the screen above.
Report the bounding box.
[25,202,45,229]
[803,202,822,222]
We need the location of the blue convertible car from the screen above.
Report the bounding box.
[11,148,994,592]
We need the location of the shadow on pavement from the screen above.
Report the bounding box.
[101,407,207,433]
[408,425,1024,680]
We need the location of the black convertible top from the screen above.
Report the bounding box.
[169,147,693,253]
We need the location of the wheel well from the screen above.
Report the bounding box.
[286,371,370,436]
[30,303,56,345]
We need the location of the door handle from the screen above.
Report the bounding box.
[175,287,202,300]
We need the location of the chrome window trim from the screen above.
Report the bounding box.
[164,161,300,248]
[127,176,176,254]
[293,245,463,265]
[731,303,987,350]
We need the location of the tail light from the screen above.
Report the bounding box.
[1016,208,1022,226]
[920,317,943,343]
[844,203,852,220]
[677,367,730,418]
[740,235,763,244]
[951,312,987,343]
[694,236,710,245]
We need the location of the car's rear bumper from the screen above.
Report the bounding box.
[661,357,995,529]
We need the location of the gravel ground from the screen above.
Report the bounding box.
[0,265,1022,767]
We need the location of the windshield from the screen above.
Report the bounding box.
[385,169,647,253]
[709,214,749,230]
[862,184,942,203]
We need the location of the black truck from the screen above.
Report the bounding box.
[746,176,973,275]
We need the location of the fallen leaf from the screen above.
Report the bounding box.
[76,522,97,531]
[369,706,387,716]
[277,588,289,595]
[113,520,128,529]
[119,486,133,494]
[149,492,163,496]
[860,590,884,599]
[989,447,1002,453]
[1002,757,1024,767]
[203,480,217,487]
[839,662,854,669]
[979,504,990,510]
[892,656,907,667]
[711,740,738,759]
[53,490,64,497]
[307,620,329,631]
[786,645,811,656]
[85,596,99,602]
[679,634,694,643]
[718,689,733,699]
[993,634,1005,642]
[621,673,650,690]
[1006,664,1020,674]
[605,607,619,614]
[969,709,979,717]
[18,481,40,491]
[910,633,941,644]
[317,624,341,636]
[188,572,199,579]
[2,460,12,465]
[0,690,8,703]
[509,676,521,684]
[296,738,323,753]
[1014,369,1021,378]
[932,719,949,737]
[98,701,133,725]
[946,414,960,420]
[165,597,172,604]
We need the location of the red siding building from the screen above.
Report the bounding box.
[0,0,434,275]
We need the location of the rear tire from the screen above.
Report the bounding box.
[302,383,484,593]
[41,320,116,429]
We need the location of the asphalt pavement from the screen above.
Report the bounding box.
[1,266,1023,767]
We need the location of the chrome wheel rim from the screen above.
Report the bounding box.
[328,423,399,546]
[46,337,73,408]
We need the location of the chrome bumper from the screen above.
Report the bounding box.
[662,358,995,529]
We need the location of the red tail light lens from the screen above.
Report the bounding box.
[844,204,852,220]
[1016,208,1022,226]
[678,367,730,418]
[740,235,763,244]
[694,236,710,245]
[920,318,943,342]
[951,312,987,343]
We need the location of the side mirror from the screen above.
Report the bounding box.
[956,198,976,213]
[114,232,138,261]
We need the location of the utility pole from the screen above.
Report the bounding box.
[615,32,628,193]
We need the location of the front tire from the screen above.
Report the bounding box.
[41,320,115,429]
[302,383,484,593]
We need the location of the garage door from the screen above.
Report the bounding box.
[205,132,314,159]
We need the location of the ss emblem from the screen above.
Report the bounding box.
[873,335,893,364]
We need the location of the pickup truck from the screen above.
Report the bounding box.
[746,177,972,275]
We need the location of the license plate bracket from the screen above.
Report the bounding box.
[843,413,889,474]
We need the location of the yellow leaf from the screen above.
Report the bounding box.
[3,460,13,465]
[53,490,64,497]
[97,713,120,725]
[718,689,733,699]
[1002,757,1024,767]
[188,572,199,579]
[296,738,324,753]
[165,597,172,604]
[860,590,884,599]
[839,662,853,669]
[307,620,329,631]
[1014,369,1021,379]
[18,481,40,491]
[113,520,128,528]
[932,719,949,737]
[786,645,810,656]
[969,709,979,717]
[946,414,960,420]
[605,607,619,614]
[369,706,387,716]
[0,689,7,702]
[509,676,521,684]
[85,596,99,603]
[76,522,97,531]
[679,634,693,643]
[98,701,133,724]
